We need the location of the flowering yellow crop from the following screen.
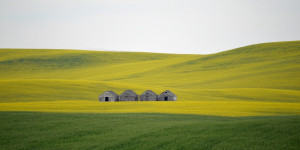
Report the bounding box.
[1,100,299,117]
[1,42,300,117]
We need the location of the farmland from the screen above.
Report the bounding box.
[1,41,300,115]
[1,112,299,150]
[0,41,300,149]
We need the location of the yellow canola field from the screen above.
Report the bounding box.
[1,100,300,117]
[1,41,300,116]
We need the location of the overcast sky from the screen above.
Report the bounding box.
[0,0,299,54]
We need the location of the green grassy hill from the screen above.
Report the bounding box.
[1,112,299,150]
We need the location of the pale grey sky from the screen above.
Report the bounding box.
[0,0,299,54]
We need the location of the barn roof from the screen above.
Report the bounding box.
[159,90,176,96]
[120,90,138,96]
[140,90,157,96]
[100,90,119,97]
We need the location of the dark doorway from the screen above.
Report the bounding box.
[105,97,109,102]
[164,96,168,101]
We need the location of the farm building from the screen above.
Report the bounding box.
[158,90,177,101]
[140,90,158,101]
[99,91,119,102]
[119,90,138,101]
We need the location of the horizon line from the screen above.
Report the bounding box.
[0,40,298,55]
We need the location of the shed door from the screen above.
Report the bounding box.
[164,96,168,101]
[105,97,109,102]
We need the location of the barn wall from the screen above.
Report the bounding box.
[158,92,177,101]
[119,90,138,101]
[119,95,138,101]
[99,92,119,102]
[140,95,158,101]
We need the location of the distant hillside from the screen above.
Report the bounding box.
[0,41,299,101]
[0,41,300,116]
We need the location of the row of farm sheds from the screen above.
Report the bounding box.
[99,90,177,102]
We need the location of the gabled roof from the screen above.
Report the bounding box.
[100,90,119,97]
[140,90,157,96]
[120,90,138,96]
[159,90,176,96]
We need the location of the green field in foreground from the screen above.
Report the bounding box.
[0,41,300,116]
[1,112,299,150]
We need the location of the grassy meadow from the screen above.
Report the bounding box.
[1,41,300,149]
[1,112,299,150]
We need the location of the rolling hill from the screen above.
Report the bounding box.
[0,41,300,116]
[1,41,300,150]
